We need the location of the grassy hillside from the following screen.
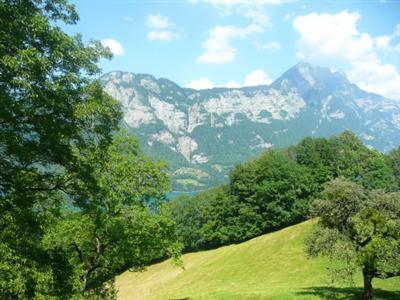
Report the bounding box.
[116,220,400,300]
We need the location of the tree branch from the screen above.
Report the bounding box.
[71,242,84,263]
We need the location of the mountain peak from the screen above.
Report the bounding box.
[273,62,350,96]
[294,61,313,70]
[294,62,316,87]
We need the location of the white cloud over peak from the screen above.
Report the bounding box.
[224,80,241,88]
[293,11,376,63]
[347,61,400,100]
[293,11,400,100]
[244,69,272,86]
[101,39,125,56]
[197,24,263,64]
[146,13,182,41]
[186,68,272,90]
[185,77,215,90]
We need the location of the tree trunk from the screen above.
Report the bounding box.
[362,269,373,300]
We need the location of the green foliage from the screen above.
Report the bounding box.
[0,1,118,297]
[42,131,181,298]
[171,131,399,252]
[197,189,242,248]
[294,136,336,186]
[296,131,397,191]
[169,194,207,251]
[231,150,314,228]
[170,187,230,250]
[386,147,400,188]
[0,1,180,299]
[306,178,400,299]
[310,178,365,232]
[171,149,316,251]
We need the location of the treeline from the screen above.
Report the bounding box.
[170,131,400,251]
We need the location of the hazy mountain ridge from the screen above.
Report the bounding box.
[101,62,400,191]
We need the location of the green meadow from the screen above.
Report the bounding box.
[116,220,400,300]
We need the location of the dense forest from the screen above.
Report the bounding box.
[170,131,400,251]
[1,1,399,300]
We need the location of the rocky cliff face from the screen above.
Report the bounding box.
[101,63,400,192]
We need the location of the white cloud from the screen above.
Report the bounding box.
[101,39,125,56]
[244,69,272,86]
[195,1,275,63]
[124,16,132,21]
[254,40,281,51]
[347,61,400,100]
[293,11,400,100]
[245,8,271,27]
[375,24,400,53]
[375,35,391,51]
[147,31,181,41]
[224,80,240,88]
[185,77,215,90]
[146,13,172,29]
[206,1,279,30]
[186,68,273,90]
[197,24,263,64]
[293,11,376,63]
[146,13,182,41]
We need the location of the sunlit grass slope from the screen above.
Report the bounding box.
[116,219,400,300]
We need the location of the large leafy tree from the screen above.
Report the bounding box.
[0,1,180,298]
[305,178,400,300]
[44,131,181,298]
[230,149,314,232]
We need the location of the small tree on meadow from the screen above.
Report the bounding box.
[305,178,400,300]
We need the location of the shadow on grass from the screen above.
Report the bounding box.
[295,286,400,300]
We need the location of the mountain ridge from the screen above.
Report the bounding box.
[100,63,400,192]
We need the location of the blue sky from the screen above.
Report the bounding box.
[65,0,400,99]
